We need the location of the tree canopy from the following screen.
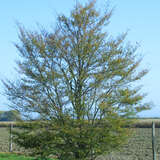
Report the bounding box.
[2,0,150,159]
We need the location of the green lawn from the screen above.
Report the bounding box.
[0,153,56,160]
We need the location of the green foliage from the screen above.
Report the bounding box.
[2,0,150,159]
[12,119,131,160]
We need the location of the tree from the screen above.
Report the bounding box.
[2,0,150,159]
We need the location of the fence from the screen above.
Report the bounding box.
[0,123,25,153]
[0,121,160,159]
[119,121,160,160]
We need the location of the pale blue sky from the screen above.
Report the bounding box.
[0,0,160,117]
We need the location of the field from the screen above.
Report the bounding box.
[120,128,160,160]
[1,120,160,160]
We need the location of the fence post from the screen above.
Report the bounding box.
[152,122,156,160]
[9,123,13,152]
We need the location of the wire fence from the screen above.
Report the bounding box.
[0,124,25,153]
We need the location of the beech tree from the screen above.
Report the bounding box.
[3,0,150,159]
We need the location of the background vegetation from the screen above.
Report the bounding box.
[0,110,21,122]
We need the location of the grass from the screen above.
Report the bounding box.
[0,153,57,160]
[0,153,33,160]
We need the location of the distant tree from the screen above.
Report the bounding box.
[0,110,21,121]
[2,0,150,159]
